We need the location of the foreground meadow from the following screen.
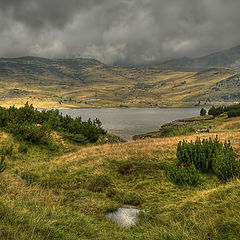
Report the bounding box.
[0,114,240,239]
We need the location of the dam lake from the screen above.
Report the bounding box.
[59,108,202,140]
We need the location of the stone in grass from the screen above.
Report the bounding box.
[106,207,141,227]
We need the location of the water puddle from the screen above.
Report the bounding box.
[106,207,141,227]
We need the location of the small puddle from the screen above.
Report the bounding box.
[106,207,141,227]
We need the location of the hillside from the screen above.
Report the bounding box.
[1,46,240,108]
[0,112,240,239]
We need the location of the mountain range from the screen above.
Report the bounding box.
[0,45,240,108]
[159,45,240,72]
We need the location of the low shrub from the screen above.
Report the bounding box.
[0,102,106,146]
[166,164,200,186]
[10,123,51,145]
[0,155,6,173]
[18,144,28,153]
[47,141,60,151]
[171,136,240,183]
[212,148,240,181]
[200,108,207,116]
[63,132,87,143]
[208,106,225,116]
[1,144,14,156]
[177,136,226,173]
[20,172,39,185]
[225,103,240,112]
[118,162,137,175]
[208,103,240,118]
[227,109,240,118]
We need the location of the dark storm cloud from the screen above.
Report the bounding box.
[0,0,106,29]
[0,0,240,65]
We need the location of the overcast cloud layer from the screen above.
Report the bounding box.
[0,0,240,65]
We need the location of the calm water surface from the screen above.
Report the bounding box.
[59,108,201,140]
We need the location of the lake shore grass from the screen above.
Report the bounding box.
[0,113,240,239]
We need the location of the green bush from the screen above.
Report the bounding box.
[118,162,137,175]
[20,172,39,185]
[208,103,240,118]
[225,103,240,112]
[176,136,228,173]
[0,103,106,145]
[212,142,240,181]
[47,141,60,151]
[63,132,87,143]
[227,109,240,118]
[200,108,207,116]
[166,164,200,186]
[10,123,51,144]
[208,106,225,116]
[18,144,28,153]
[175,136,239,181]
[0,155,6,173]
[1,144,13,156]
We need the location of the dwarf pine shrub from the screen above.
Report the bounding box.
[118,162,137,175]
[0,155,6,173]
[1,145,13,156]
[176,136,239,181]
[176,136,223,173]
[0,102,106,146]
[18,144,28,153]
[20,172,39,185]
[166,164,200,186]
[208,106,225,116]
[212,141,240,181]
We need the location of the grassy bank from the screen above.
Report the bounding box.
[0,112,239,239]
[133,113,239,140]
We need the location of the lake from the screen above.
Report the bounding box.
[59,108,201,140]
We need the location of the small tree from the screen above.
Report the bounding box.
[200,108,207,116]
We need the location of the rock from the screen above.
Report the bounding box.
[106,207,140,227]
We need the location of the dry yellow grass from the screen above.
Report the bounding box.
[0,66,237,108]
[50,131,240,171]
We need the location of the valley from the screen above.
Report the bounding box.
[1,45,240,108]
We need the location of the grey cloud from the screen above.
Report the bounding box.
[0,0,240,65]
[0,0,106,29]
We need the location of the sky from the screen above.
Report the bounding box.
[0,0,240,65]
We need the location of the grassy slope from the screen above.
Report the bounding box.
[0,57,239,108]
[0,115,240,239]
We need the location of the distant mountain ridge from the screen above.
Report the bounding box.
[159,45,240,71]
[0,56,105,85]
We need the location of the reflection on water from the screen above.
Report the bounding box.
[59,108,201,140]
